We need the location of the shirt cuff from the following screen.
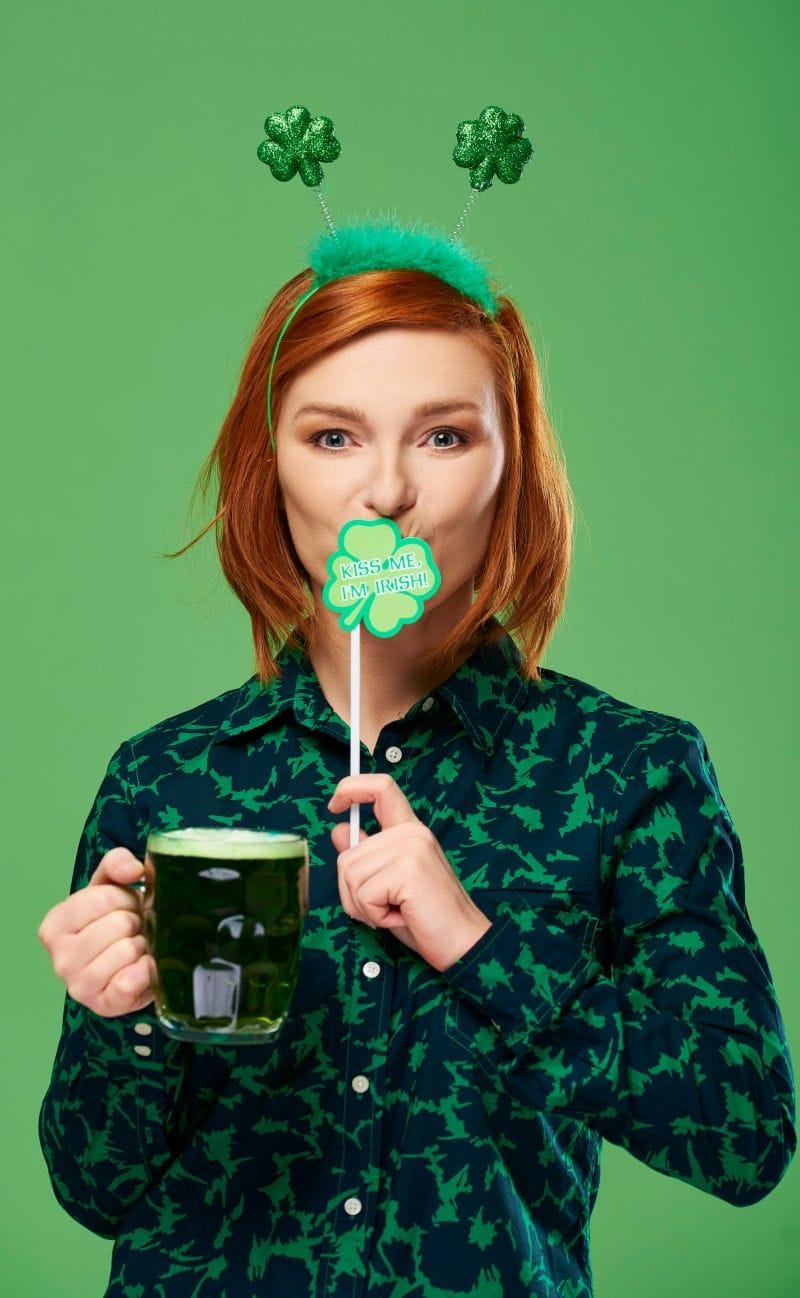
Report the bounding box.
[440,897,600,1050]
[68,998,170,1072]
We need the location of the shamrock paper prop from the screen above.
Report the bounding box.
[323,519,442,847]
[257,105,341,187]
[323,520,441,638]
[452,105,533,192]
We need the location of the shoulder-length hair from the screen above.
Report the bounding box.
[174,266,574,683]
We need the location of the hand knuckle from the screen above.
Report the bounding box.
[113,963,141,998]
[118,909,140,938]
[107,969,131,1000]
[67,974,90,1004]
[121,936,143,965]
[51,949,71,981]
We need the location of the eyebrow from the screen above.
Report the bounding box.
[291,399,482,423]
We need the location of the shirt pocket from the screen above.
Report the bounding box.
[443,886,603,1066]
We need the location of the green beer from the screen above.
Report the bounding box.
[143,828,308,1044]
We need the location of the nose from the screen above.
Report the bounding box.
[360,447,417,520]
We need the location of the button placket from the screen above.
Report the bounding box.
[329,936,390,1265]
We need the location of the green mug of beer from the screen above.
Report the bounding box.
[143,827,309,1044]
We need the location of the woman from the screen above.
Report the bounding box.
[38,250,796,1297]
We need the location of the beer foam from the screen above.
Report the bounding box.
[146,827,306,860]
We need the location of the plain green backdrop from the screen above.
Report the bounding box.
[2,1,797,1294]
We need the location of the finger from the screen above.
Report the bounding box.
[335,831,383,927]
[349,865,407,929]
[335,820,429,867]
[67,933,149,1006]
[328,773,417,830]
[90,847,145,887]
[38,883,141,949]
[93,953,156,1018]
[337,847,359,924]
[335,826,431,928]
[331,822,368,855]
[339,846,409,930]
[66,905,144,972]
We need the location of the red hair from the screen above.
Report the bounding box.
[173,267,574,683]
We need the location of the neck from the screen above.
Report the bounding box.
[306,589,479,754]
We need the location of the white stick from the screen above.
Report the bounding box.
[349,623,361,848]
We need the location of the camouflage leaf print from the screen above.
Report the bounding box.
[39,633,796,1297]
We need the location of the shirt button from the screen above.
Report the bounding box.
[351,1074,370,1094]
[421,697,434,712]
[134,1022,153,1037]
[133,1044,152,1057]
[362,960,381,979]
[385,745,403,764]
[344,1197,363,1216]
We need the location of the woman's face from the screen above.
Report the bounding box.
[275,327,507,625]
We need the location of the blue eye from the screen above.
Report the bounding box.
[313,429,349,450]
[428,428,466,449]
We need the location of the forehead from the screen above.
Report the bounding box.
[285,327,496,408]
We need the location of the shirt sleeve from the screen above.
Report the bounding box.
[441,721,797,1207]
[38,742,188,1237]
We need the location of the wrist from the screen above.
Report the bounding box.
[432,910,492,973]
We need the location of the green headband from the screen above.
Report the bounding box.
[257,105,534,452]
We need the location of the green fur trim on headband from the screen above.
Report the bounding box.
[307,219,500,316]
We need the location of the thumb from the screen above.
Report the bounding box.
[90,846,145,887]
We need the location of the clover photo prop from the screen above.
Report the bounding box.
[323,520,440,636]
[323,520,442,845]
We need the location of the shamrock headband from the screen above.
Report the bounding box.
[257,105,534,452]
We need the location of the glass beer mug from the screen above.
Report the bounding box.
[143,827,309,1044]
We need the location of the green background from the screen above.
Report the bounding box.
[2,1,797,1293]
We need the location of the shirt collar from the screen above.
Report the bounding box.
[433,632,529,760]
[212,642,318,744]
[211,628,532,761]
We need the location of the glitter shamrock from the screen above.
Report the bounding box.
[257,105,341,188]
[452,105,533,192]
[322,519,441,638]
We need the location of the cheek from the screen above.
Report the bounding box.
[440,470,503,570]
[460,456,505,522]
[276,464,319,536]
[275,479,336,586]
[274,480,311,562]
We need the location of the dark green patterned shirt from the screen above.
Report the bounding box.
[39,634,796,1297]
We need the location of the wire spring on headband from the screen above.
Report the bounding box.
[449,188,480,242]
[315,188,339,242]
